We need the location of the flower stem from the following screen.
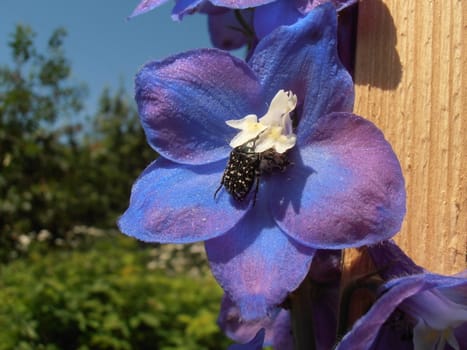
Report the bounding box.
[290,274,316,350]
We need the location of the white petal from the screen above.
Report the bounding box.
[274,134,297,153]
[445,328,460,350]
[413,320,438,350]
[260,90,297,127]
[226,114,268,148]
[226,90,297,153]
[226,114,259,129]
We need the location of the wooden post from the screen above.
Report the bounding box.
[347,0,466,275]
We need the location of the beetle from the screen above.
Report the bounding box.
[214,136,290,205]
[214,137,261,203]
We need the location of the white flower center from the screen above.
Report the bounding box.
[226,90,297,154]
[406,290,467,350]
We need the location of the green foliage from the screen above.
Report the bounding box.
[0,235,230,349]
[80,87,154,228]
[0,25,154,260]
[0,22,229,350]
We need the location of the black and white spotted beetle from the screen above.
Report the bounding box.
[214,135,290,205]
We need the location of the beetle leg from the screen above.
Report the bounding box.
[214,171,226,199]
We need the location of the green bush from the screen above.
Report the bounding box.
[0,26,153,261]
[0,235,230,350]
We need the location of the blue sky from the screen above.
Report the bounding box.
[0,0,213,115]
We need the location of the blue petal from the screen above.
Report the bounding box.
[306,251,342,349]
[172,0,204,20]
[210,0,276,9]
[227,328,265,350]
[205,196,315,321]
[271,113,406,249]
[385,273,467,293]
[248,3,354,143]
[135,49,263,165]
[368,241,467,332]
[128,0,171,18]
[253,0,302,39]
[454,323,467,350]
[336,277,426,350]
[219,295,293,349]
[208,10,251,50]
[369,318,414,350]
[118,158,249,243]
[368,240,426,279]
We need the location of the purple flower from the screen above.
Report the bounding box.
[336,241,467,350]
[227,328,266,350]
[119,4,405,321]
[218,250,342,348]
[248,0,356,40]
[220,294,293,349]
[129,0,273,20]
[129,0,356,50]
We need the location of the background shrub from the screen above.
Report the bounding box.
[0,234,230,350]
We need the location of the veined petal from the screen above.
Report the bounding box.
[248,3,354,142]
[228,328,266,350]
[210,0,276,9]
[369,323,414,350]
[205,196,315,321]
[295,0,358,13]
[338,272,467,350]
[335,277,427,350]
[227,90,298,153]
[271,113,406,249]
[118,158,249,243]
[413,319,460,350]
[454,324,467,350]
[405,290,467,330]
[136,49,263,165]
[368,240,425,278]
[220,295,293,349]
[258,89,297,127]
[208,10,251,50]
[128,0,171,18]
[172,0,204,20]
[254,0,302,39]
[226,114,268,147]
[400,286,467,350]
[255,127,296,153]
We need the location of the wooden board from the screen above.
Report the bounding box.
[352,0,466,274]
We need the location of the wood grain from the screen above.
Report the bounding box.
[352,0,466,274]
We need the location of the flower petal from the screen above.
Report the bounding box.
[136,49,263,165]
[359,312,415,350]
[128,0,171,18]
[118,158,249,243]
[305,250,343,349]
[205,196,315,321]
[271,113,406,249]
[172,0,204,20]
[248,3,354,141]
[454,323,467,350]
[368,240,425,278]
[210,0,276,9]
[219,295,293,349]
[227,328,266,350]
[208,10,251,50]
[253,0,302,39]
[335,277,426,350]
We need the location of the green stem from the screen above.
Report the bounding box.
[290,275,316,350]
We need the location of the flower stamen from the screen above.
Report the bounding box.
[226,89,298,154]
